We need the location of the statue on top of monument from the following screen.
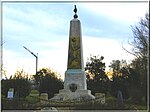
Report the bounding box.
[73,5,78,19]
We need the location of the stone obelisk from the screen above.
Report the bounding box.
[64,5,86,91]
[51,5,95,101]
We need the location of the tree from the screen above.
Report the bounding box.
[1,69,31,98]
[85,55,109,95]
[127,65,143,103]
[122,12,148,103]
[130,12,149,58]
[128,58,147,103]
[35,68,63,99]
[130,12,148,103]
[122,12,149,59]
[109,60,130,99]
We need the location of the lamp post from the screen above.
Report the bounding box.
[23,46,38,75]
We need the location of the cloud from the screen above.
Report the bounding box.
[83,36,135,70]
[3,48,35,78]
[3,39,68,79]
[81,3,148,23]
[2,3,139,80]
[3,3,69,41]
[3,36,135,80]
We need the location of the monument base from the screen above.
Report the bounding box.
[50,89,95,101]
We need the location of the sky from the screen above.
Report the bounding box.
[1,1,149,80]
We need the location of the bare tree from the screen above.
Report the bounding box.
[123,12,149,59]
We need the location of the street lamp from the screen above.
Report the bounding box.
[23,46,38,75]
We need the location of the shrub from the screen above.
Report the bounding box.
[26,89,40,104]
[1,78,31,98]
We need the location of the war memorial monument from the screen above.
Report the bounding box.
[51,5,95,101]
[38,6,105,111]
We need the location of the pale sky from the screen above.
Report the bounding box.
[1,1,149,79]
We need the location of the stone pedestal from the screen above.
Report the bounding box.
[51,89,94,101]
[64,69,87,90]
[51,69,95,101]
